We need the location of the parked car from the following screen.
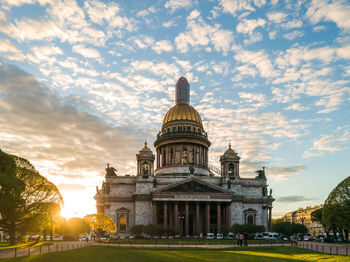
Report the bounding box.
[262,232,270,240]
[254,233,264,240]
[216,233,223,239]
[226,232,234,240]
[267,232,280,240]
[206,233,214,239]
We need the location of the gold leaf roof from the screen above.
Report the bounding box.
[162,104,203,127]
[225,143,236,154]
[140,141,152,152]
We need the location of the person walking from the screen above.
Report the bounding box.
[244,232,248,246]
[239,233,244,246]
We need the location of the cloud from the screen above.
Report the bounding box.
[236,18,266,34]
[278,195,312,203]
[283,31,304,40]
[0,64,143,180]
[175,10,233,55]
[303,130,350,158]
[234,49,276,78]
[72,44,103,63]
[219,0,265,16]
[284,103,309,111]
[306,0,350,31]
[0,39,25,61]
[267,12,287,23]
[152,40,173,54]
[15,18,61,41]
[164,0,192,12]
[267,165,306,180]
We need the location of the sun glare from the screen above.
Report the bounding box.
[60,189,96,219]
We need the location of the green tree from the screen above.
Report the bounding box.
[0,149,63,245]
[130,225,145,238]
[83,213,116,240]
[231,224,265,235]
[66,217,90,238]
[272,221,308,237]
[322,176,350,241]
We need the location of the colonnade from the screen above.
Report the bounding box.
[156,143,208,168]
[152,201,231,235]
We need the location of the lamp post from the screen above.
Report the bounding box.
[178,214,185,238]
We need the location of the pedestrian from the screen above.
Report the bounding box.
[239,233,244,246]
[237,233,240,246]
[292,234,297,246]
[244,232,248,246]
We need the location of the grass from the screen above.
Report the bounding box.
[1,246,350,262]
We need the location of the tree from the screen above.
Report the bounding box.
[231,224,265,236]
[0,149,63,245]
[66,217,90,238]
[83,213,116,240]
[322,176,350,241]
[272,221,308,237]
[130,225,145,238]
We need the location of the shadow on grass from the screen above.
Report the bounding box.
[1,246,350,262]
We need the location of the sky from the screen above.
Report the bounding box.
[0,0,350,219]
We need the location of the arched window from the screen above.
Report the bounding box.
[143,162,149,175]
[119,214,127,231]
[228,163,235,176]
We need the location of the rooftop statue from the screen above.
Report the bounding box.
[105,163,117,177]
[255,167,266,179]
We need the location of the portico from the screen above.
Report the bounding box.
[151,177,233,234]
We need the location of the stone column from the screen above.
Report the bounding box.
[268,207,272,232]
[206,202,210,233]
[196,202,200,235]
[226,204,231,228]
[153,202,157,225]
[217,203,221,233]
[185,202,189,235]
[164,202,167,229]
[174,202,178,229]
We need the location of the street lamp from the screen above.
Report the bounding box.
[178,214,185,237]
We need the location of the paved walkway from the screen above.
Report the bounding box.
[1,241,349,259]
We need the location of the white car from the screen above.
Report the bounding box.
[226,233,234,240]
[267,233,280,240]
[206,233,214,239]
[216,233,223,239]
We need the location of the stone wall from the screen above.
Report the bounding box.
[135,201,153,225]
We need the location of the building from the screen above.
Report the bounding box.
[283,204,324,236]
[95,77,274,236]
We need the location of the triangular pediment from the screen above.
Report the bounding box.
[153,177,230,194]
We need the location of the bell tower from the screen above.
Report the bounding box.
[220,143,240,180]
[136,141,155,178]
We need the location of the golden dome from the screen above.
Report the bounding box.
[225,143,236,154]
[162,104,203,127]
[140,141,152,152]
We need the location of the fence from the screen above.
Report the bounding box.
[296,241,350,256]
[0,241,93,259]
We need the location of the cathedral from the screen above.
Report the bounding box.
[95,77,274,236]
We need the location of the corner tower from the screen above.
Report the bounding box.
[154,77,211,176]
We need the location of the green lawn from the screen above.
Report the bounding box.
[1,246,349,262]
